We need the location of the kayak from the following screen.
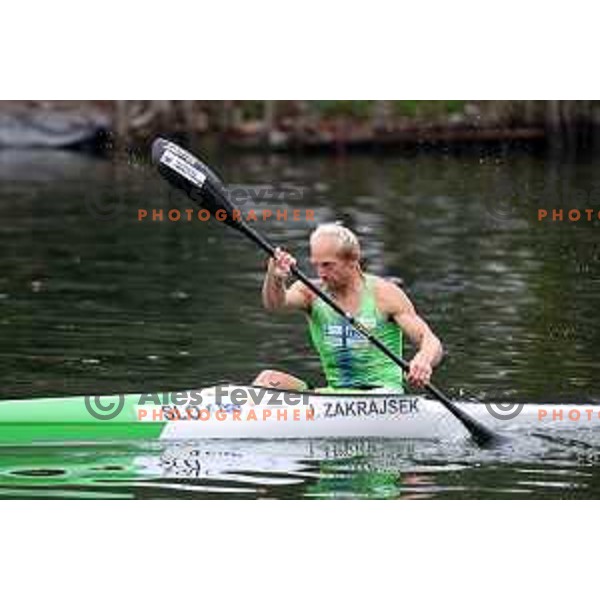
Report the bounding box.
[1,384,598,445]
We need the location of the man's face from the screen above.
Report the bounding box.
[310,235,356,290]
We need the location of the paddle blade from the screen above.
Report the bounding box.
[151,137,242,230]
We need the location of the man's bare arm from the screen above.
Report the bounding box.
[377,279,443,386]
[262,249,312,312]
[263,277,311,312]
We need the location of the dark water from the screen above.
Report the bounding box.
[1,146,599,499]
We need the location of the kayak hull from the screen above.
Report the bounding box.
[0,386,459,444]
[0,385,597,444]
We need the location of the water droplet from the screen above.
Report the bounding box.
[170,290,190,300]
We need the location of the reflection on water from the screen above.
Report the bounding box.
[1,147,599,498]
[1,432,600,499]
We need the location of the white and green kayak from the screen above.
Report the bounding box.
[0,384,596,445]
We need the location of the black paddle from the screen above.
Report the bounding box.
[151,137,502,448]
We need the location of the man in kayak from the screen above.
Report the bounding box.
[253,223,443,392]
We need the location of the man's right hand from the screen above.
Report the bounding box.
[268,247,297,281]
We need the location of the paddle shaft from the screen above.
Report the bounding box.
[237,221,499,446]
[150,137,500,447]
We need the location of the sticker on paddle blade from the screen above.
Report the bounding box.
[160,148,207,188]
[164,140,199,164]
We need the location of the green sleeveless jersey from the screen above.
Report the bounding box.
[307,275,403,390]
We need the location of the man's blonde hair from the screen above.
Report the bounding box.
[310,223,361,261]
